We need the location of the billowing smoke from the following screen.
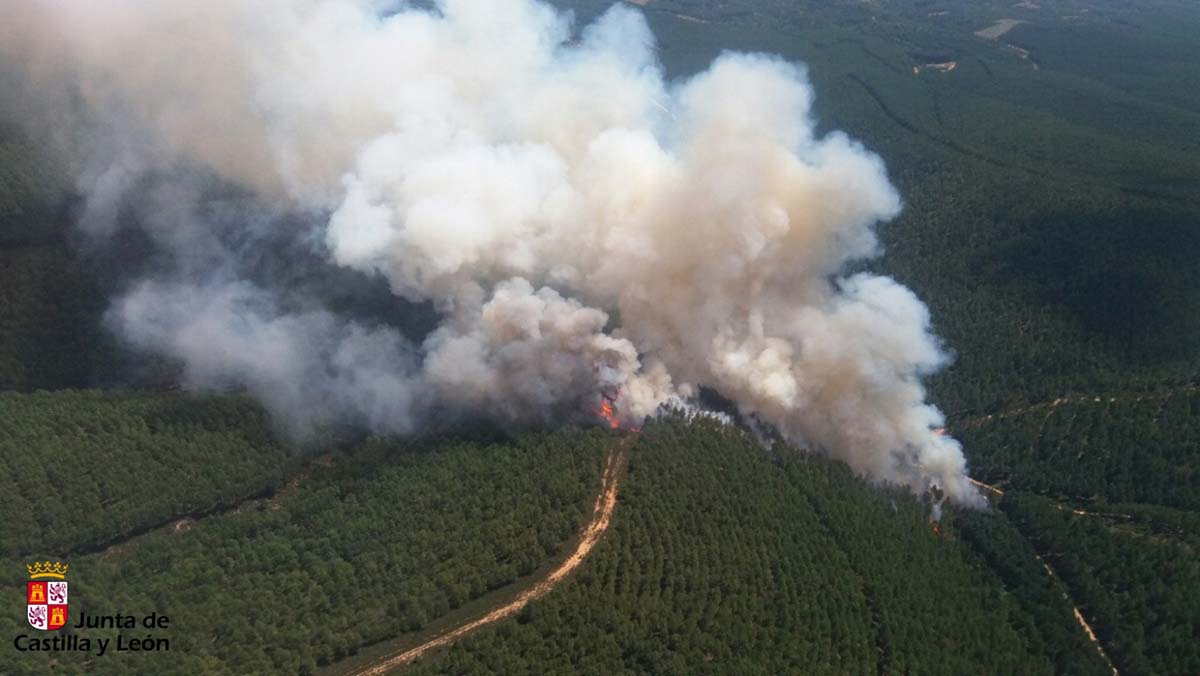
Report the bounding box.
[1,0,981,504]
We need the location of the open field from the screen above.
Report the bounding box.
[976,19,1026,40]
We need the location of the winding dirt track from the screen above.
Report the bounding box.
[959,395,1143,675]
[351,435,633,676]
[949,385,1198,433]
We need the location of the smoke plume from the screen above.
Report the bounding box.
[1,0,982,504]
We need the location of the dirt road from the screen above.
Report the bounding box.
[1035,555,1120,676]
[949,385,1198,433]
[351,434,634,675]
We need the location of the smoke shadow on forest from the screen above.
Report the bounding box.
[994,204,1200,367]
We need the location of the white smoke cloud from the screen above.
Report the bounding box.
[2,0,982,504]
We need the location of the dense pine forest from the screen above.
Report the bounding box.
[0,426,608,675]
[1003,492,1200,676]
[2,0,1199,674]
[0,391,294,556]
[403,419,1111,676]
[955,390,1200,509]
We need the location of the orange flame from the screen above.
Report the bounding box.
[599,398,620,430]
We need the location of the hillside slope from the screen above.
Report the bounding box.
[401,418,1109,675]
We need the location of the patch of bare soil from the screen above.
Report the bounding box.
[975,19,1026,40]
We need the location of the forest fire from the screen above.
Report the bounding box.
[599,397,621,430]
[596,386,640,432]
[928,486,945,537]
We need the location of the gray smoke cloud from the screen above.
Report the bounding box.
[1,0,982,504]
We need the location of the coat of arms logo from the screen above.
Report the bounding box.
[26,561,69,631]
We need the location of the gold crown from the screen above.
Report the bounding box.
[27,561,68,580]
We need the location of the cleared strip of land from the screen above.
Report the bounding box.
[975,19,1025,40]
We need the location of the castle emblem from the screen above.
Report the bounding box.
[26,561,69,631]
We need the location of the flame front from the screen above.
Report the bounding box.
[599,398,620,430]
